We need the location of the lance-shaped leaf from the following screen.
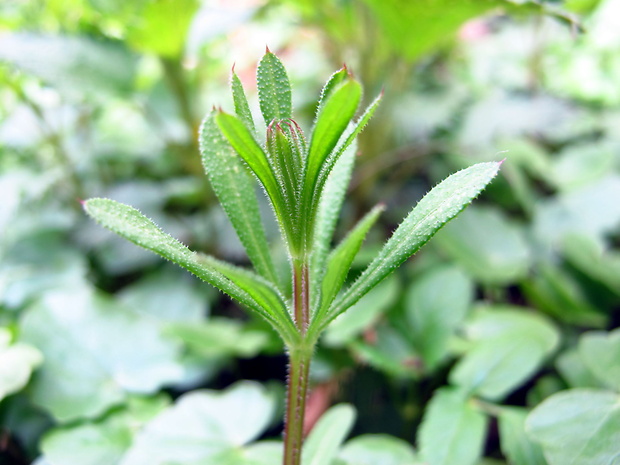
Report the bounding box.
[303,80,362,224]
[257,51,292,125]
[83,199,297,343]
[313,205,384,326]
[301,404,356,465]
[200,112,278,285]
[215,112,293,240]
[316,67,349,115]
[231,69,255,133]
[322,161,502,328]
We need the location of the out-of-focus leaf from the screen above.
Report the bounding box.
[302,404,356,465]
[40,395,169,465]
[120,381,277,465]
[0,33,136,99]
[526,389,620,465]
[323,162,501,331]
[324,277,399,347]
[19,286,185,423]
[418,387,487,465]
[126,0,199,57]
[578,329,620,391]
[521,262,606,327]
[0,328,42,402]
[165,317,269,359]
[450,306,560,400]
[338,434,420,465]
[555,348,604,389]
[406,265,473,369]
[497,407,547,465]
[562,234,620,295]
[545,142,614,192]
[433,206,531,285]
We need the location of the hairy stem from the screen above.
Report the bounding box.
[283,346,312,465]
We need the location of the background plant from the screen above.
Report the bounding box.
[0,1,619,465]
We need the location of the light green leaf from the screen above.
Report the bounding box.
[83,198,295,341]
[214,112,291,238]
[126,0,199,57]
[120,381,277,465]
[450,306,560,400]
[19,286,184,422]
[525,389,620,465]
[316,205,384,323]
[433,206,531,285]
[555,348,603,389]
[498,407,547,465]
[40,395,169,465]
[323,161,501,329]
[579,329,620,391]
[418,387,488,465]
[316,67,349,115]
[562,234,620,295]
[232,70,256,132]
[257,51,292,125]
[406,265,473,369]
[200,113,279,285]
[0,33,136,100]
[303,80,362,221]
[0,328,43,402]
[324,277,399,348]
[338,434,420,465]
[302,404,356,465]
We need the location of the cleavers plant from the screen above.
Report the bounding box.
[84,51,501,465]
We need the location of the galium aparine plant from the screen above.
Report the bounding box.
[84,51,501,465]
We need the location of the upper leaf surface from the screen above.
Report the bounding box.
[83,198,296,342]
[302,404,356,465]
[257,51,292,125]
[325,161,502,326]
[200,112,278,285]
[231,70,256,132]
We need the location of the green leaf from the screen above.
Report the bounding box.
[497,407,547,465]
[200,112,279,285]
[433,206,531,285]
[214,112,291,238]
[257,51,292,125]
[231,70,256,133]
[338,434,420,465]
[303,80,362,221]
[450,306,560,400]
[323,161,501,329]
[121,381,278,464]
[555,348,603,389]
[324,277,399,348]
[83,198,296,342]
[316,204,384,323]
[525,389,620,465]
[405,265,473,369]
[302,404,356,465]
[418,387,488,465]
[0,34,136,100]
[316,67,349,115]
[125,0,199,57]
[0,328,43,402]
[579,329,620,391]
[19,285,184,422]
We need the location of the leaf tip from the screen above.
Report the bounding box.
[265,44,271,54]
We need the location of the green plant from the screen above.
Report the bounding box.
[83,51,501,465]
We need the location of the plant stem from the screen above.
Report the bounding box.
[283,345,312,465]
[284,260,313,465]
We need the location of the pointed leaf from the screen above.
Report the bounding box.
[324,161,501,327]
[314,204,384,326]
[310,139,357,305]
[214,112,292,238]
[257,51,292,125]
[316,67,349,115]
[304,80,362,214]
[200,112,278,285]
[83,199,296,342]
[231,70,256,132]
[418,388,487,465]
[302,404,356,465]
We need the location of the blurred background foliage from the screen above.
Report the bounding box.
[0,0,619,464]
